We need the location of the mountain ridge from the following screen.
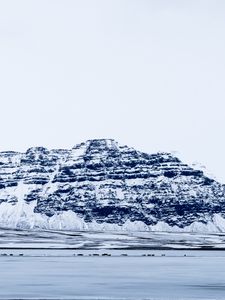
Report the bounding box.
[0,138,225,232]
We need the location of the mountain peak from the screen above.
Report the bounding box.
[73,138,119,151]
[86,138,117,144]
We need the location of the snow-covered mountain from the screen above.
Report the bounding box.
[1,139,225,232]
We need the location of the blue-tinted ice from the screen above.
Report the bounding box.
[0,250,225,300]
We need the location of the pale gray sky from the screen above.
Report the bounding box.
[0,0,225,181]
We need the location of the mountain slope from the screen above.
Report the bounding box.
[0,139,225,232]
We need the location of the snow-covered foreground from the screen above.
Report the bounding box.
[1,228,225,249]
[0,252,225,299]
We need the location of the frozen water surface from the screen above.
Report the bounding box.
[0,250,225,300]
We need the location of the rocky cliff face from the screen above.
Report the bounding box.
[0,139,225,232]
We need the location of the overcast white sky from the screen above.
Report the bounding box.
[0,0,225,181]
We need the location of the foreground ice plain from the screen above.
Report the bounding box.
[1,230,225,299]
[0,250,225,300]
